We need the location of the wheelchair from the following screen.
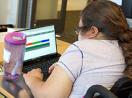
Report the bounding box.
[84,77,132,98]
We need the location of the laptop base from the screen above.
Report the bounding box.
[22,53,61,80]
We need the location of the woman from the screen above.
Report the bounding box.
[23,0,132,98]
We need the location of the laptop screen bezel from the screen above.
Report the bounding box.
[15,25,58,64]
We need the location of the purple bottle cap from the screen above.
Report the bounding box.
[4,32,26,45]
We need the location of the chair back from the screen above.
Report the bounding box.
[110,77,132,98]
[84,85,118,98]
[84,77,132,98]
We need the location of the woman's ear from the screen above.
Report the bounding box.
[85,26,99,39]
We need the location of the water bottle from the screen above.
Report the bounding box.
[3,32,26,80]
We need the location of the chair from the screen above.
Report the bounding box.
[84,85,118,98]
[84,77,132,98]
[121,0,132,18]
[110,77,132,98]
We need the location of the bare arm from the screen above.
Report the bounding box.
[23,65,73,98]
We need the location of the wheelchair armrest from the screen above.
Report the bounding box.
[110,77,132,98]
[84,85,118,98]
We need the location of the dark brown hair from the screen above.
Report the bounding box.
[87,0,94,4]
[81,0,132,78]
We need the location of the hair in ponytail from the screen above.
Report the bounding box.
[81,0,132,78]
[118,29,132,77]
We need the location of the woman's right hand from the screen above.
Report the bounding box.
[48,63,56,74]
[23,68,43,87]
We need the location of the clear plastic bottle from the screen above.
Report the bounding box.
[3,32,26,80]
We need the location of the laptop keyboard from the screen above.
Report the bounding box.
[22,54,60,80]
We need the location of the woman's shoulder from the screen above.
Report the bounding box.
[73,39,108,48]
[73,39,118,47]
[65,39,119,54]
[73,39,100,45]
[71,39,119,53]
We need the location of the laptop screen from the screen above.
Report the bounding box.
[21,25,57,61]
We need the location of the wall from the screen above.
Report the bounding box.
[0,0,9,24]
[7,0,19,27]
[36,0,58,20]
[0,0,87,26]
[65,0,122,11]
[58,0,87,11]
[66,0,87,11]
[0,0,19,26]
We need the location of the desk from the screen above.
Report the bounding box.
[0,34,70,98]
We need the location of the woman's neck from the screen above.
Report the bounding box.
[94,32,115,40]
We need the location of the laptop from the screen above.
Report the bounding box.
[20,25,60,77]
